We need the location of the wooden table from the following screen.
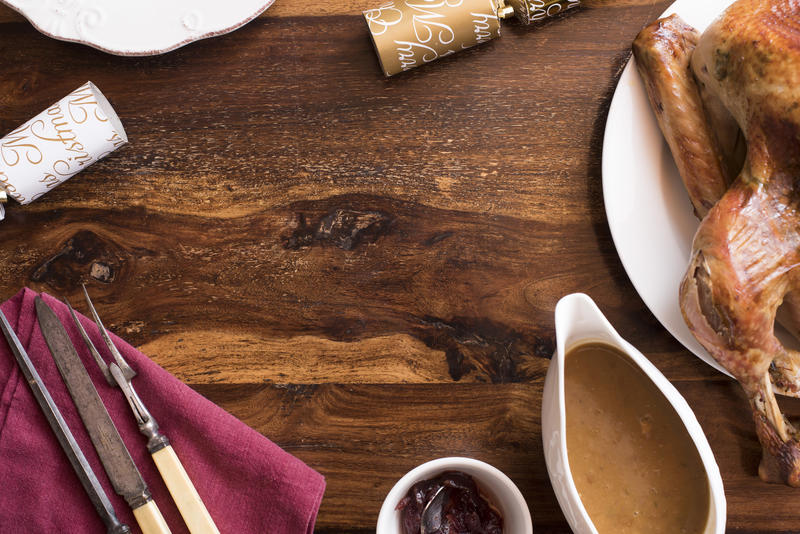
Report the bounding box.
[2,1,799,532]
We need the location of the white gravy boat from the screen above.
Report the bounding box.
[542,293,726,534]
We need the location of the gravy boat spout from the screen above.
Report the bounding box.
[542,293,726,534]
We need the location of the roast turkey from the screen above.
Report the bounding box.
[633,0,800,485]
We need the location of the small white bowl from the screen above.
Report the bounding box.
[543,293,726,533]
[376,457,533,534]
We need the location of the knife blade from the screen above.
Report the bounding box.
[35,297,171,534]
[0,309,131,534]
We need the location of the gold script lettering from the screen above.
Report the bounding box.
[66,83,107,124]
[1,123,43,166]
[30,103,92,166]
[107,132,126,149]
[0,171,26,204]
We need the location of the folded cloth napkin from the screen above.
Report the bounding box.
[0,288,325,533]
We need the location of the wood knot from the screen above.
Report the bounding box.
[284,208,393,251]
[31,230,123,290]
[89,261,114,283]
[414,316,554,383]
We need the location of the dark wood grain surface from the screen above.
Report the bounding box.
[2,1,798,532]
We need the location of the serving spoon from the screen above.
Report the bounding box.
[420,485,450,534]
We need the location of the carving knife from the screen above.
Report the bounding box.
[0,310,131,534]
[35,297,172,534]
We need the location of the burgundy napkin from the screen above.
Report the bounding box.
[0,288,325,533]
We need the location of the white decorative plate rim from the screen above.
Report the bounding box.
[1,0,276,56]
[601,0,736,375]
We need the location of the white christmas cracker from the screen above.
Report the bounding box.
[0,81,127,220]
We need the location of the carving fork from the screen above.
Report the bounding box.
[67,285,220,534]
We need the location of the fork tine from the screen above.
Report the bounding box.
[81,284,136,380]
[65,298,116,387]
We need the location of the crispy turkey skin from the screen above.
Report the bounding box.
[634,0,800,485]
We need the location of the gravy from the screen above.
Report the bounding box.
[564,343,709,534]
